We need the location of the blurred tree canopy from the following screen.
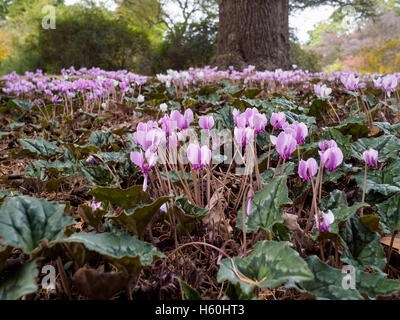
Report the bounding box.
[0,0,398,74]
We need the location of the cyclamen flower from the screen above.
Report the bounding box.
[134,128,166,152]
[198,116,214,131]
[186,143,212,170]
[159,103,168,112]
[298,158,318,181]
[270,112,286,130]
[382,75,398,97]
[315,210,335,232]
[130,149,158,191]
[283,121,308,144]
[319,140,337,152]
[247,188,254,216]
[270,132,297,159]
[91,200,102,211]
[363,148,378,167]
[137,94,145,103]
[170,109,194,130]
[249,113,268,133]
[319,147,343,172]
[314,84,332,99]
[86,155,96,164]
[234,127,255,147]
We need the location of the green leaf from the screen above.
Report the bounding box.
[61,231,164,275]
[10,99,32,111]
[300,256,364,300]
[351,135,400,162]
[237,176,292,233]
[96,152,127,164]
[353,160,400,197]
[180,280,202,300]
[89,131,115,148]
[108,196,170,236]
[301,256,400,300]
[174,195,209,218]
[0,260,38,300]
[339,216,386,272]
[319,190,366,234]
[79,161,116,186]
[217,241,313,295]
[89,186,149,210]
[0,196,75,254]
[77,204,106,232]
[19,138,62,158]
[377,193,400,233]
[331,114,370,140]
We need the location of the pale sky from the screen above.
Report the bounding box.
[64,0,335,43]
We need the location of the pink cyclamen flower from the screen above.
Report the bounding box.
[234,127,255,147]
[86,155,96,164]
[130,149,158,191]
[249,113,268,133]
[314,84,332,99]
[247,191,254,216]
[91,200,102,211]
[182,109,194,129]
[298,158,318,181]
[270,131,297,159]
[284,121,308,144]
[198,116,214,131]
[186,143,212,170]
[319,147,343,172]
[319,140,337,152]
[270,112,286,130]
[315,210,335,232]
[363,148,378,167]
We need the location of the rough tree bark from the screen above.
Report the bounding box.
[214,0,292,71]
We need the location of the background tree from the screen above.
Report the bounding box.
[214,0,378,70]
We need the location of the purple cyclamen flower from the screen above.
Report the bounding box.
[319,147,343,172]
[314,84,332,99]
[130,149,158,191]
[234,127,255,147]
[315,210,335,232]
[170,109,194,130]
[187,143,212,170]
[284,121,308,144]
[270,131,297,159]
[363,148,378,167]
[86,155,96,164]
[298,158,318,181]
[198,116,214,131]
[91,200,102,211]
[249,113,268,133]
[270,112,286,130]
[319,140,337,152]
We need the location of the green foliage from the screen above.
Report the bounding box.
[218,241,314,295]
[0,196,75,254]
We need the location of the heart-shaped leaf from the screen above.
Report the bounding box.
[19,138,62,158]
[376,193,400,234]
[301,255,400,300]
[0,260,38,300]
[217,241,313,295]
[236,176,292,233]
[89,186,149,210]
[0,196,75,253]
[60,231,164,275]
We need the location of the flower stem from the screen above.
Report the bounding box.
[361,162,368,217]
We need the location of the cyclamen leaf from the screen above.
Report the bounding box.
[351,135,400,162]
[376,193,400,233]
[301,256,400,300]
[19,137,62,158]
[0,196,75,253]
[89,186,149,210]
[236,175,292,233]
[339,216,386,273]
[217,241,313,295]
[0,260,39,300]
[60,231,165,275]
[89,131,115,148]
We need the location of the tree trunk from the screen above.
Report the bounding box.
[214,0,292,71]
